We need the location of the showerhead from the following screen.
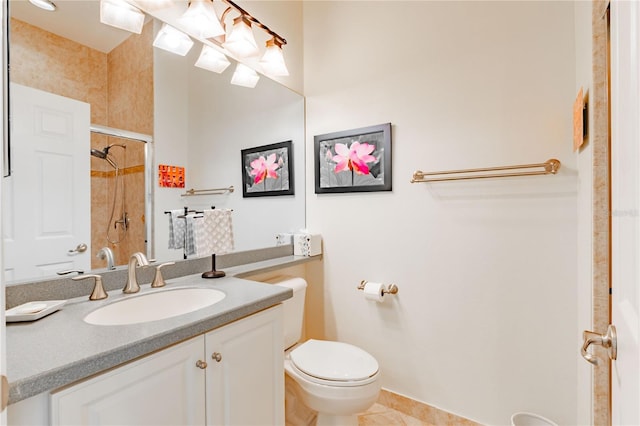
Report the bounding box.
[90,147,119,170]
[90,148,107,159]
[91,143,126,160]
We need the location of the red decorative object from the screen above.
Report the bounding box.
[158,164,185,188]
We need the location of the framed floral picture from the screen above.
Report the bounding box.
[314,123,392,193]
[241,140,294,197]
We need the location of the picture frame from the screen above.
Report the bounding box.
[241,140,294,197]
[314,123,392,194]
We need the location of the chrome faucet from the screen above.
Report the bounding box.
[96,247,115,270]
[123,252,150,294]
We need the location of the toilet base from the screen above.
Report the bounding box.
[316,413,358,426]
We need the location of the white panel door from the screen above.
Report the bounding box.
[3,84,90,281]
[610,0,640,424]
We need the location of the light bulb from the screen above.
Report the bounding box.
[195,45,231,74]
[179,0,225,39]
[259,38,289,76]
[100,0,145,34]
[222,15,259,58]
[153,23,194,56]
[230,63,260,88]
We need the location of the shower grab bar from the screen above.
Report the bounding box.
[410,159,561,183]
[181,186,234,197]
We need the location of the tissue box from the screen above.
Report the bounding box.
[275,233,293,246]
[294,233,322,257]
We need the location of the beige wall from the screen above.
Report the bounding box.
[101,22,153,266]
[303,2,578,424]
[10,18,152,268]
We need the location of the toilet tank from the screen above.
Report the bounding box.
[264,276,307,350]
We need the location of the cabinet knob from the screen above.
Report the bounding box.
[212,352,222,362]
[196,360,208,369]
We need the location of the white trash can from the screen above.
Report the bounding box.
[511,412,558,426]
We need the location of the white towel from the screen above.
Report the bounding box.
[184,214,196,256]
[193,216,209,257]
[202,209,235,255]
[168,209,186,249]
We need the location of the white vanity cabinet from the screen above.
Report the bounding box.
[205,304,284,425]
[51,336,206,425]
[41,305,284,426]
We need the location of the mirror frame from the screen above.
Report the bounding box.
[2,0,8,178]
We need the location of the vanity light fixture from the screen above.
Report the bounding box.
[178,0,225,39]
[259,37,289,77]
[99,0,145,34]
[230,63,260,88]
[28,0,56,12]
[222,15,259,58]
[153,23,194,56]
[195,45,231,73]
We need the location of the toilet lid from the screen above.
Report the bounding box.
[290,339,379,382]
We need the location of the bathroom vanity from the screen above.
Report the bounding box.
[50,305,283,425]
[5,253,316,425]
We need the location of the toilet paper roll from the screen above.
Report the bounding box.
[363,282,385,302]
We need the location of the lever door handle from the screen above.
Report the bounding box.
[68,243,88,254]
[581,324,617,365]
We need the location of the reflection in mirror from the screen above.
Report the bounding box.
[4,1,305,284]
[153,35,305,263]
[6,5,152,283]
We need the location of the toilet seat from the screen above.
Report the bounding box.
[289,339,379,387]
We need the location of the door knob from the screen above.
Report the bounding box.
[212,352,222,362]
[196,360,208,369]
[581,324,617,365]
[68,243,88,254]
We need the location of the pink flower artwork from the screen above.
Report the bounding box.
[315,123,391,193]
[331,141,377,175]
[249,153,280,185]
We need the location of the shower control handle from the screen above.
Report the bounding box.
[68,243,88,254]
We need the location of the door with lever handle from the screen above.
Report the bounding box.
[68,243,88,254]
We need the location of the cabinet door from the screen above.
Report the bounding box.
[51,336,206,426]
[205,305,284,426]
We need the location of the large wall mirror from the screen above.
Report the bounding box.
[4,0,305,284]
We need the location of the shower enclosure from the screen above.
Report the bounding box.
[90,125,153,269]
[91,142,128,246]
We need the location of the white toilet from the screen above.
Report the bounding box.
[273,277,381,426]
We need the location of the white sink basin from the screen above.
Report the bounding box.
[84,287,226,326]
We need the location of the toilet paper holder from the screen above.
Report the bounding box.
[357,280,399,295]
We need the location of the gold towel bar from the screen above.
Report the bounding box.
[410,159,561,183]
[181,186,234,197]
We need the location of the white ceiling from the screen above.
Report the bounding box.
[10,0,141,53]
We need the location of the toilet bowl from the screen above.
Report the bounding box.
[285,339,381,424]
[270,277,381,426]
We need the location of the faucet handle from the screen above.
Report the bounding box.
[151,262,175,288]
[73,274,108,301]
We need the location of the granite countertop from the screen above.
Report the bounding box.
[6,254,317,405]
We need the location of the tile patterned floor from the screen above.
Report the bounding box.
[358,403,433,426]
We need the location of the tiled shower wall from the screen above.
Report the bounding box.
[10,18,152,268]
